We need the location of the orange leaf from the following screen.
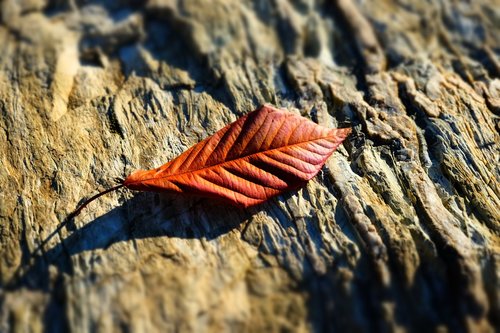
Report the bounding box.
[123,105,351,208]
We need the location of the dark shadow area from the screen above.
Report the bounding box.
[9,191,257,292]
[304,251,471,333]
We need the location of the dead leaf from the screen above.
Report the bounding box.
[124,104,351,207]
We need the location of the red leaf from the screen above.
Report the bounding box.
[123,105,351,208]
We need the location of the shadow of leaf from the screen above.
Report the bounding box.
[11,191,258,291]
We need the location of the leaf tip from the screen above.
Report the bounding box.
[335,127,353,141]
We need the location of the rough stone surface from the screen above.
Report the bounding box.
[0,0,498,332]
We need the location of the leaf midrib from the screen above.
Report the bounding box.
[126,134,338,185]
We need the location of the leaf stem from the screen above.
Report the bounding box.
[38,183,125,254]
[67,184,125,221]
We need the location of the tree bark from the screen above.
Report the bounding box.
[0,0,498,332]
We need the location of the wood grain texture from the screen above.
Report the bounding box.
[0,0,498,332]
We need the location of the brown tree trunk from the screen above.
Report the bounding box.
[0,0,498,332]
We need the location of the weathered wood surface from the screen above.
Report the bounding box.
[0,0,498,332]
